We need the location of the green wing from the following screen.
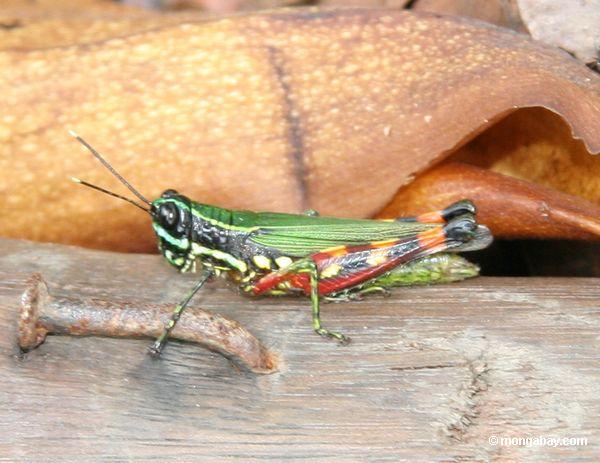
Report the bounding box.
[234,211,436,257]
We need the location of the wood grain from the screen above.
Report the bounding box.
[0,238,598,461]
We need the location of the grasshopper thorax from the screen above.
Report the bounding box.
[151,190,194,270]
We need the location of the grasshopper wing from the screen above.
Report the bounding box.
[246,212,436,257]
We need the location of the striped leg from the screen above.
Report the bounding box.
[148,269,213,356]
[306,260,350,344]
[326,253,480,301]
[253,258,350,343]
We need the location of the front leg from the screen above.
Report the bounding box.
[150,245,251,356]
[148,269,213,356]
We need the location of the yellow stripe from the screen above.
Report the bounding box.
[191,243,248,273]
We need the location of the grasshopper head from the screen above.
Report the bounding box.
[69,133,196,271]
[151,190,194,271]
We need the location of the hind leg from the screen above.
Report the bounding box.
[251,214,485,342]
[248,258,350,343]
[326,253,480,302]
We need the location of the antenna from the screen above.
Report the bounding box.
[71,177,150,213]
[69,130,151,206]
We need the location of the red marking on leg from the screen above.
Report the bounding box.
[254,226,451,297]
[252,270,311,295]
[318,264,392,295]
[317,228,449,295]
[289,273,311,293]
[252,272,289,295]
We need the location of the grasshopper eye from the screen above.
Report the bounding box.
[158,202,178,229]
[161,189,179,198]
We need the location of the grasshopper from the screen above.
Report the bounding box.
[70,132,492,355]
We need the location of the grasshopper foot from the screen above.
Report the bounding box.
[316,328,351,345]
[147,339,166,358]
[328,286,391,301]
[360,286,391,298]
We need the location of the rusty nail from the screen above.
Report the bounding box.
[18,273,277,374]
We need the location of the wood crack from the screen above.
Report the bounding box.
[446,354,489,441]
[391,362,466,371]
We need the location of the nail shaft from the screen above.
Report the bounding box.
[18,273,277,374]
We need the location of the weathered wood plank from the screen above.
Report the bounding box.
[0,238,598,462]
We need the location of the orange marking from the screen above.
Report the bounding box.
[416,211,445,224]
[314,245,350,259]
[371,239,401,249]
[417,227,446,249]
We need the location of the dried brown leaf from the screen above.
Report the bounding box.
[0,0,204,50]
[378,162,600,240]
[412,0,526,32]
[453,108,600,204]
[320,0,412,8]
[1,8,599,251]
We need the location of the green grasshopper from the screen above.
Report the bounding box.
[70,132,492,355]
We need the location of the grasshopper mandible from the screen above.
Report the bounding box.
[70,132,492,355]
